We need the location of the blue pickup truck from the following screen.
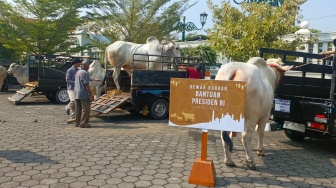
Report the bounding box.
[92,55,207,120]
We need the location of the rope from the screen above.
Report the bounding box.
[321,54,334,60]
[290,62,312,70]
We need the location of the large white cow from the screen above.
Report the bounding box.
[88,60,106,98]
[215,57,293,170]
[105,36,181,91]
[0,66,7,91]
[7,63,29,86]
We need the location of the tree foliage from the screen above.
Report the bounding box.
[181,45,217,65]
[0,43,19,60]
[84,0,195,49]
[207,0,308,61]
[0,0,84,55]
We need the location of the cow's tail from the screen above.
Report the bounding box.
[221,64,239,81]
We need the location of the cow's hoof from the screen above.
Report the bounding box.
[257,150,265,156]
[225,162,236,167]
[246,160,256,170]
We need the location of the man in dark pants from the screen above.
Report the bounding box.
[74,60,94,128]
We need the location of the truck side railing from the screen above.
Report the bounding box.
[132,53,205,71]
[259,47,334,100]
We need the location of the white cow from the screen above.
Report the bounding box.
[7,63,29,86]
[88,60,106,98]
[0,66,7,91]
[215,57,293,170]
[105,36,181,91]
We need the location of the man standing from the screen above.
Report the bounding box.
[74,60,94,128]
[65,58,81,122]
[185,64,202,79]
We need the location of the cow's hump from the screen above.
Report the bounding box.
[246,57,267,69]
[146,36,159,43]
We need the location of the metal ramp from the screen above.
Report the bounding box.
[8,83,38,105]
[91,93,131,114]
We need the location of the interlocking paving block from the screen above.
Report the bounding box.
[1,92,336,188]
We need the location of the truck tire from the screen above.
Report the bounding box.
[55,88,69,104]
[149,99,169,120]
[284,129,306,142]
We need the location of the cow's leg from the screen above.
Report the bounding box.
[123,65,132,76]
[112,68,121,91]
[95,85,100,98]
[241,121,256,170]
[221,131,235,167]
[256,115,269,156]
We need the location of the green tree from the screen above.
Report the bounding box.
[84,0,195,49]
[207,0,308,61]
[181,45,217,65]
[0,43,19,60]
[0,0,84,55]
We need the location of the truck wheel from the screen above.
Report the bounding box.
[149,99,169,120]
[284,129,306,142]
[55,88,69,104]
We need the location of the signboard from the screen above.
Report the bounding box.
[169,78,246,132]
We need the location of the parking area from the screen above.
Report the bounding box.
[1,91,336,188]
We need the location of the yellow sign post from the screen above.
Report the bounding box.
[169,78,246,186]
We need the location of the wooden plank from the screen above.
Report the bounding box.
[90,93,131,114]
[8,85,38,105]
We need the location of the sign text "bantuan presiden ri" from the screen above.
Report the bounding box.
[169,78,246,132]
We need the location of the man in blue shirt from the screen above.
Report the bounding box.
[65,58,81,121]
[74,60,94,128]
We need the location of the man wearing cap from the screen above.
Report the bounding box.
[65,58,81,121]
[74,60,94,128]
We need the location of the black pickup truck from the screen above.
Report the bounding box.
[259,40,336,141]
[8,55,96,104]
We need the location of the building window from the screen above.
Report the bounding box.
[318,43,323,53]
[308,43,314,53]
[328,42,333,51]
[92,53,100,59]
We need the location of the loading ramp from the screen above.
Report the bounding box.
[8,83,38,105]
[91,93,131,114]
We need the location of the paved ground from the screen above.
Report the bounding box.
[1,91,336,188]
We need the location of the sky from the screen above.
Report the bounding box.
[180,0,336,37]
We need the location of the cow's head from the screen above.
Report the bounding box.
[267,58,293,85]
[267,58,293,71]
[7,63,20,75]
[166,41,181,57]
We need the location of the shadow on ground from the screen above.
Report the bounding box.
[0,150,58,164]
